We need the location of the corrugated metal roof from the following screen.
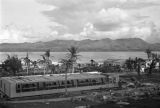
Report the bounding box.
[1,73,106,84]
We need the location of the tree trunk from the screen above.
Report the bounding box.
[137,64,141,76]
[71,65,74,73]
[27,65,29,75]
[43,65,46,75]
[65,67,68,96]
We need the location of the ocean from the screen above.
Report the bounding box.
[0,51,154,63]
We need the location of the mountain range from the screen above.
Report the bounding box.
[0,38,160,52]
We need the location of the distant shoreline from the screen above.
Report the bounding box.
[0,50,160,52]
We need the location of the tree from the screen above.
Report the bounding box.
[44,49,50,61]
[60,58,72,95]
[125,57,132,71]
[66,46,80,73]
[31,60,37,74]
[90,59,95,66]
[148,60,156,75]
[41,49,52,74]
[2,55,22,76]
[40,55,47,75]
[137,61,141,76]
[60,46,80,95]
[145,48,152,60]
[21,52,31,75]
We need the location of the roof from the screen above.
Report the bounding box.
[1,72,106,84]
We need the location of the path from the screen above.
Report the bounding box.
[0,96,86,104]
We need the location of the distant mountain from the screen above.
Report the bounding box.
[0,38,160,52]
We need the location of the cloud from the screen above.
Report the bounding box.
[79,7,152,40]
[93,8,129,31]
[80,18,158,42]
[38,0,160,34]
[116,0,160,9]
[39,0,160,32]
[0,24,55,43]
[2,0,160,43]
[40,0,160,43]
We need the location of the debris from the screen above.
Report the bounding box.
[75,105,88,108]
[116,101,130,105]
[45,102,50,104]
[127,83,135,88]
[71,97,84,102]
[103,95,107,100]
[142,83,155,86]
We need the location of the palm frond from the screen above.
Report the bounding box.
[61,58,72,66]
[41,55,46,61]
[45,49,50,57]
[67,46,80,62]
[6,54,11,59]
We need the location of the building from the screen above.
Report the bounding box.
[0,72,119,98]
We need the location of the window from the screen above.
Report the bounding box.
[77,79,90,87]
[71,80,76,87]
[101,78,104,84]
[37,82,45,90]
[91,79,97,85]
[67,80,74,88]
[21,83,37,92]
[58,81,65,89]
[104,77,109,83]
[53,82,57,85]
[16,84,21,93]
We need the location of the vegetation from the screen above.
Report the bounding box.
[2,55,22,76]
[145,48,152,59]
[40,49,53,74]
[21,52,31,75]
[66,46,80,73]
[1,47,160,78]
[60,58,72,95]
[60,46,80,95]
[144,48,160,76]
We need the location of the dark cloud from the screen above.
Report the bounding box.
[119,1,160,9]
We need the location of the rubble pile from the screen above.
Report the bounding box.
[79,80,160,105]
[73,76,160,108]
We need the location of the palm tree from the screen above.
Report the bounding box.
[21,52,31,75]
[145,48,152,60]
[67,46,80,73]
[44,49,50,61]
[60,58,72,95]
[60,46,80,95]
[31,60,37,74]
[41,55,47,75]
[41,49,52,74]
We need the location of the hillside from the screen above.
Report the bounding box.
[0,38,159,52]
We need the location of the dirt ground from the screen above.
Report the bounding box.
[0,100,96,108]
[1,97,160,108]
[92,98,160,108]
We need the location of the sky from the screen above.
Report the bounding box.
[0,0,160,43]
